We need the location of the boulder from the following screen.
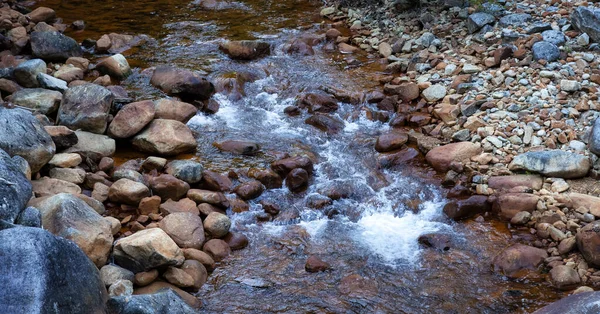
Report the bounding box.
[15,206,42,227]
[271,156,314,176]
[223,232,248,250]
[150,66,214,100]
[108,100,155,138]
[63,130,116,157]
[425,142,482,172]
[203,212,231,238]
[219,40,271,60]
[160,198,199,215]
[132,119,197,156]
[165,160,203,184]
[567,193,600,217]
[213,140,260,155]
[0,107,55,173]
[54,64,84,82]
[466,12,495,34]
[58,84,113,134]
[108,178,151,206]
[183,248,216,271]
[149,174,190,201]
[202,239,230,262]
[133,281,200,308]
[95,54,131,79]
[509,150,590,179]
[286,168,309,192]
[542,30,566,46]
[13,59,46,88]
[48,153,82,168]
[443,195,490,220]
[49,167,85,184]
[35,193,113,267]
[154,98,197,122]
[26,7,56,23]
[30,31,82,61]
[533,291,600,314]
[247,168,281,189]
[0,148,32,223]
[200,170,234,191]
[181,259,208,290]
[107,289,198,314]
[297,93,338,113]
[572,7,600,43]
[577,221,600,267]
[159,212,205,249]
[375,132,408,152]
[113,228,185,273]
[9,88,62,114]
[550,265,581,290]
[305,113,344,133]
[532,41,560,62]
[493,193,539,220]
[492,244,547,278]
[499,13,531,27]
[234,180,265,200]
[0,227,107,314]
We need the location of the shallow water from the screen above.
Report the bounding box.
[34,0,563,312]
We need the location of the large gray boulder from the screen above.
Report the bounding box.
[572,7,600,43]
[509,150,590,179]
[533,291,600,314]
[0,107,55,173]
[35,193,113,267]
[532,41,560,62]
[107,289,198,314]
[57,84,113,134]
[13,59,46,88]
[0,226,107,313]
[0,148,32,223]
[589,117,600,156]
[30,31,82,61]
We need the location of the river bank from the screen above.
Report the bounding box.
[0,0,598,312]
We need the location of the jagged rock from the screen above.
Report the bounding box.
[8,88,62,114]
[466,12,495,34]
[30,31,82,61]
[572,7,600,43]
[0,148,32,223]
[13,59,46,88]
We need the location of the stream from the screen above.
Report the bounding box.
[32,0,563,312]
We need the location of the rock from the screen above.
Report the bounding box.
[108,280,133,297]
[572,7,600,43]
[533,291,600,313]
[542,30,566,46]
[58,84,113,134]
[31,177,81,196]
[149,174,190,201]
[488,175,543,191]
[499,13,531,27]
[298,93,338,113]
[165,160,203,184]
[48,154,82,169]
[49,167,85,184]
[247,168,281,189]
[422,84,446,102]
[223,232,248,250]
[163,266,194,288]
[379,42,392,57]
[492,244,548,278]
[100,264,135,287]
[30,31,82,61]
[234,180,265,200]
[13,59,46,88]
[182,248,215,271]
[305,113,344,133]
[203,212,231,238]
[418,233,455,251]
[27,7,56,23]
[107,289,198,314]
[154,98,197,122]
[159,212,205,249]
[213,140,260,155]
[443,195,490,220]
[305,256,330,272]
[286,168,309,192]
[132,119,197,156]
[160,198,199,215]
[64,131,115,157]
[108,100,155,138]
[37,73,68,92]
[95,54,131,79]
[560,80,582,92]
[271,156,314,176]
[0,148,32,223]
[589,117,600,156]
[568,193,600,217]
[550,266,581,290]
[532,41,560,62]
[425,142,481,172]
[558,237,576,255]
[493,193,539,220]
[509,150,590,179]
[375,132,408,152]
[202,239,230,262]
[109,178,151,206]
[219,40,271,60]
[134,269,159,287]
[54,64,84,82]
[113,228,185,273]
[187,189,229,208]
[466,12,495,34]
[35,193,113,267]
[510,211,531,225]
[44,126,78,149]
[150,66,214,100]
[181,259,207,290]
[0,227,107,313]
[0,107,55,173]
[577,221,600,267]
[9,88,62,114]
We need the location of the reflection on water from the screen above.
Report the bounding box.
[34,0,563,312]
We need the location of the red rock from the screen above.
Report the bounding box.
[150,174,190,201]
[492,193,539,220]
[487,175,543,191]
[248,168,282,189]
[443,195,490,220]
[271,156,314,176]
[199,170,233,191]
[286,168,309,192]
[425,142,482,172]
[375,132,408,152]
[305,256,330,272]
[219,40,270,60]
[297,93,338,113]
[108,100,155,138]
[202,239,231,262]
[223,232,249,250]
[492,244,547,278]
[233,180,265,200]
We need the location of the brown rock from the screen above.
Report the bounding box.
[223,232,248,250]
[493,193,539,220]
[325,28,341,40]
[181,259,208,291]
[247,168,282,189]
[493,46,513,66]
[202,239,231,262]
[133,281,201,309]
[149,174,190,201]
[134,269,159,287]
[550,265,581,290]
[213,140,259,155]
[153,98,197,122]
[203,212,231,238]
[44,125,78,149]
[113,228,184,272]
[230,198,250,213]
[577,221,600,267]
[234,180,265,200]
[375,132,408,152]
[159,212,205,249]
[31,177,81,197]
[305,255,330,272]
[286,168,309,192]
[297,93,338,113]
[131,119,197,156]
[182,248,216,271]
[425,142,482,172]
[197,203,224,216]
[492,244,547,278]
[187,189,229,208]
[27,7,56,23]
[108,178,151,206]
[219,40,271,60]
[271,156,314,176]
[160,198,199,215]
[567,193,600,217]
[150,66,214,100]
[163,266,194,288]
[488,175,543,191]
[138,196,161,215]
[108,100,155,139]
[199,170,233,191]
[443,195,490,220]
[338,274,378,297]
[305,113,344,133]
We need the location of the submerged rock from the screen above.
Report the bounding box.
[219,40,271,60]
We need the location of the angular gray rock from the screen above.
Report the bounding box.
[0,226,107,314]
[37,73,68,91]
[63,130,116,158]
[499,13,531,27]
[57,84,113,134]
[466,12,496,34]
[589,117,600,156]
[8,88,62,114]
[0,107,55,173]
[509,150,590,179]
[0,148,32,223]
[30,31,82,61]
[542,30,566,46]
[572,7,600,43]
[106,289,198,314]
[533,291,600,314]
[14,206,41,227]
[13,59,46,88]
[532,41,560,62]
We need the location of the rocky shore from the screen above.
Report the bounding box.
[318,0,600,309]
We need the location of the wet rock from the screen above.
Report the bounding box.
[284,39,314,56]
[114,228,185,272]
[418,233,454,251]
[223,232,248,250]
[213,140,260,155]
[36,193,113,267]
[375,132,408,152]
[234,180,265,200]
[150,65,214,100]
[509,150,590,179]
[165,160,203,184]
[338,274,378,298]
[532,41,560,62]
[13,59,46,88]
[493,193,539,220]
[203,212,231,238]
[466,12,495,34]
[132,119,197,156]
[425,142,481,172]
[202,239,230,262]
[377,147,419,168]
[298,93,338,113]
[577,221,600,267]
[30,31,82,61]
[150,174,189,202]
[159,212,205,249]
[443,195,490,220]
[58,84,113,134]
[107,289,198,314]
[248,168,281,189]
[8,88,62,115]
[108,100,155,139]
[286,168,309,192]
[64,130,115,157]
[100,264,135,287]
[492,244,547,278]
[488,175,543,191]
[95,54,131,79]
[0,107,55,173]
[305,256,330,272]
[187,189,229,208]
[0,227,107,314]
[0,148,32,223]
[305,113,344,133]
[271,155,314,176]
[32,177,81,196]
[550,265,581,290]
[219,40,271,60]
[572,7,600,43]
[108,178,151,206]
[160,198,199,216]
[153,98,197,122]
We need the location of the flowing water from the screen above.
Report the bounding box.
[33,0,564,312]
